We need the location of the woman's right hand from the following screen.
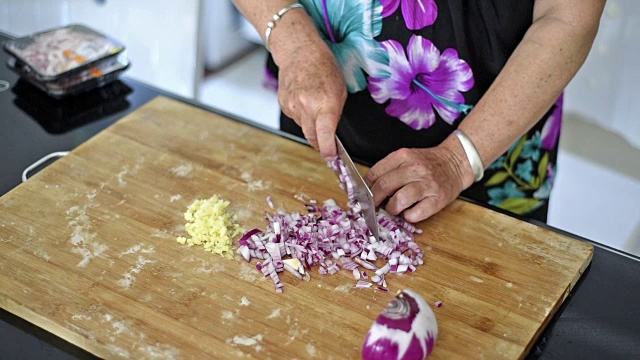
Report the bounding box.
[269,13,347,158]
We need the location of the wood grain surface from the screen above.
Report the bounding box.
[0,96,593,359]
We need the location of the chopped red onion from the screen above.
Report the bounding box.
[355,280,373,288]
[238,228,262,246]
[238,246,251,262]
[266,195,274,209]
[283,263,303,280]
[435,301,443,308]
[236,155,425,293]
[353,269,361,280]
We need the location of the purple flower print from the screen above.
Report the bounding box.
[368,35,474,130]
[541,94,563,150]
[381,0,438,30]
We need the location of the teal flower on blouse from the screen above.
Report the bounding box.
[515,159,534,183]
[533,179,551,200]
[300,0,389,93]
[487,155,505,170]
[521,131,542,162]
[534,163,556,200]
[487,181,525,206]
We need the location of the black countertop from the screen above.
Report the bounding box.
[1,32,639,359]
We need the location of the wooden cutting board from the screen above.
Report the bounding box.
[0,96,592,359]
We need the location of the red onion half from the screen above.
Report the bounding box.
[236,156,425,292]
[363,289,438,360]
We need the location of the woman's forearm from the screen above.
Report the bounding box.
[231,0,323,66]
[440,0,605,187]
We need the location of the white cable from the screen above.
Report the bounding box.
[22,151,70,182]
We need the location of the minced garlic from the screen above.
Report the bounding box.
[176,195,244,258]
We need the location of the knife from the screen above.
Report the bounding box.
[335,135,380,242]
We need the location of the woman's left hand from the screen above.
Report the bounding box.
[365,146,472,223]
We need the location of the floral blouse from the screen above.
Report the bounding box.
[266,0,562,222]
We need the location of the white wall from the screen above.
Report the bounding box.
[563,0,640,150]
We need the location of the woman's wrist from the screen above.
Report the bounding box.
[267,9,324,66]
[440,134,477,190]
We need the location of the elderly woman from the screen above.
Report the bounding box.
[232,0,605,223]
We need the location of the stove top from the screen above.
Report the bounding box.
[0,31,159,196]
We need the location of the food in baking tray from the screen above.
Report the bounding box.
[4,24,124,80]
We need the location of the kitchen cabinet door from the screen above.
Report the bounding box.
[67,0,203,98]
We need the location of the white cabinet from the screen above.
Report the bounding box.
[202,0,253,71]
[0,0,203,98]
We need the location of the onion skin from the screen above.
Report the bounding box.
[362,289,437,360]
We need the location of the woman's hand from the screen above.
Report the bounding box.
[274,39,347,157]
[366,145,473,223]
[230,1,346,157]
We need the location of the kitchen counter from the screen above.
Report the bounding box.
[1,32,639,359]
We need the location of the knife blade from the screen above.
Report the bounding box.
[335,135,380,242]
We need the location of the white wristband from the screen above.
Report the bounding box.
[264,3,304,52]
[453,129,484,182]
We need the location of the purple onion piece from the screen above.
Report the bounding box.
[355,280,373,288]
[239,228,263,245]
[362,289,438,360]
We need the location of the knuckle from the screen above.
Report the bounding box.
[377,176,392,191]
[396,148,412,158]
[396,193,412,209]
[409,163,427,177]
[428,180,440,194]
[408,206,428,223]
[387,198,403,216]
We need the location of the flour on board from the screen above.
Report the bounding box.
[232,334,264,347]
[150,230,172,240]
[306,343,318,357]
[240,171,271,191]
[239,262,263,282]
[293,192,310,202]
[183,255,225,274]
[332,284,353,294]
[120,244,155,257]
[34,248,51,262]
[137,343,181,360]
[86,189,98,200]
[117,158,145,186]
[170,163,193,177]
[66,205,109,268]
[222,311,235,320]
[286,319,309,345]
[65,321,96,341]
[170,194,182,202]
[117,256,154,289]
[106,345,130,358]
[266,308,281,319]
